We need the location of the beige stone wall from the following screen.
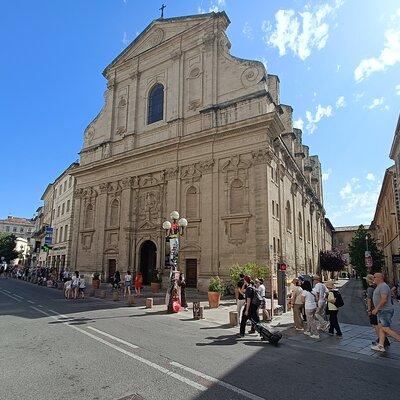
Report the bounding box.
[70,12,328,290]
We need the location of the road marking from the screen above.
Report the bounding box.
[13,294,24,299]
[4,290,11,294]
[37,305,43,308]
[27,300,35,304]
[31,307,207,392]
[1,290,22,302]
[171,361,266,400]
[87,326,139,349]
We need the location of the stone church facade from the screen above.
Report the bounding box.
[70,11,331,290]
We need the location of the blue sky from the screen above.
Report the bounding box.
[1,0,399,227]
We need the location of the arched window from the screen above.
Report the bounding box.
[84,204,94,229]
[186,186,199,219]
[109,199,119,227]
[147,83,164,124]
[230,179,244,214]
[286,201,292,231]
[298,212,303,238]
[307,220,311,242]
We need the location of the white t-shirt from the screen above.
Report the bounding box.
[79,278,86,289]
[124,274,132,282]
[65,281,71,290]
[302,290,317,310]
[258,284,266,298]
[71,276,80,287]
[312,282,327,306]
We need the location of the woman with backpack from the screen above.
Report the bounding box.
[325,281,343,337]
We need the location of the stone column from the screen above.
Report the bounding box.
[118,178,132,272]
[69,191,82,269]
[95,190,107,271]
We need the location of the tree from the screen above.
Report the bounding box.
[0,233,19,263]
[319,250,347,274]
[348,225,384,278]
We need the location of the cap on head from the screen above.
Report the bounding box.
[244,275,251,284]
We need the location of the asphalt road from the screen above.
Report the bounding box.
[0,278,398,400]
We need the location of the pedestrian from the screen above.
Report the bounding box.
[239,277,261,337]
[123,270,132,298]
[134,271,143,296]
[64,279,72,299]
[178,273,188,311]
[301,280,319,339]
[325,280,342,337]
[312,275,329,331]
[79,274,86,299]
[370,273,400,352]
[290,278,304,330]
[71,271,80,300]
[257,278,270,321]
[113,270,121,290]
[236,274,246,325]
[62,268,70,283]
[364,274,390,347]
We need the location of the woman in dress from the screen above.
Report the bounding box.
[134,272,143,296]
[178,273,188,311]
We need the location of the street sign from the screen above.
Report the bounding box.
[365,256,373,268]
[392,254,400,264]
[45,227,53,234]
[279,263,287,271]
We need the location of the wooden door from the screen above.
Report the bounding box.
[185,259,197,288]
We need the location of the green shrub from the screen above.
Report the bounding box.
[208,276,224,293]
[229,262,269,284]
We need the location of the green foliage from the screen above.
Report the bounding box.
[320,250,347,272]
[229,262,269,285]
[348,225,384,278]
[0,233,19,263]
[208,276,224,293]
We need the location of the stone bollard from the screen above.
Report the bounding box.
[88,288,95,297]
[193,301,203,320]
[145,298,153,309]
[112,291,119,301]
[99,290,107,299]
[229,311,238,327]
[127,294,135,306]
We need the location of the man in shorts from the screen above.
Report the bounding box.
[371,273,400,352]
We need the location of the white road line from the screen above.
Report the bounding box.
[27,300,35,304]
[37,305,43,308]
[171,361,266,400]
[13,294,24,299]
[4,290,11,294]
[1,290,22,302]
[31,307,207,392]
[87,326,139,349]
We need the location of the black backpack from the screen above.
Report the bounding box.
[251,287,263,307]
[332,290,344,308]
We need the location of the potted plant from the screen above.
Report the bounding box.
[92,272,101,289]
[151,270,162,293]
[208,276,223,308]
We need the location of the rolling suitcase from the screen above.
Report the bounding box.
[251,319,282,345]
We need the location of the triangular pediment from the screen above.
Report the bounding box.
[103,12,230,76]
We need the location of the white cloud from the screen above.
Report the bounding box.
[335,96,346,108]
[257,57,268,71]
[243,22,254,39]
[364,97,389,110]
[366,173,375,181]
[263,1,343,61]
[354,10,400,82]
[396,84,400,95]
[354,92,365,102]
[305,104,333,133]
[332,178,380,225]
[293,118,304,131]
[336,64,341,72]
[322,168,332,181]
[200,0,225,13]
[122,32,129,46]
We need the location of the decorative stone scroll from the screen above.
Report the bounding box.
[251,149,272,166]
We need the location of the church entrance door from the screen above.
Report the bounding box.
[139,241,157,285]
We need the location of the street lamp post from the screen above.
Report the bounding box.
[162,211,188,313]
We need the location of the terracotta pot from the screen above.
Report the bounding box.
[151,282,161,293]
[208,291,221,308]
[92,279,100,289]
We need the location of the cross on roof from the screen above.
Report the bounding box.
[159,4,166,19]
